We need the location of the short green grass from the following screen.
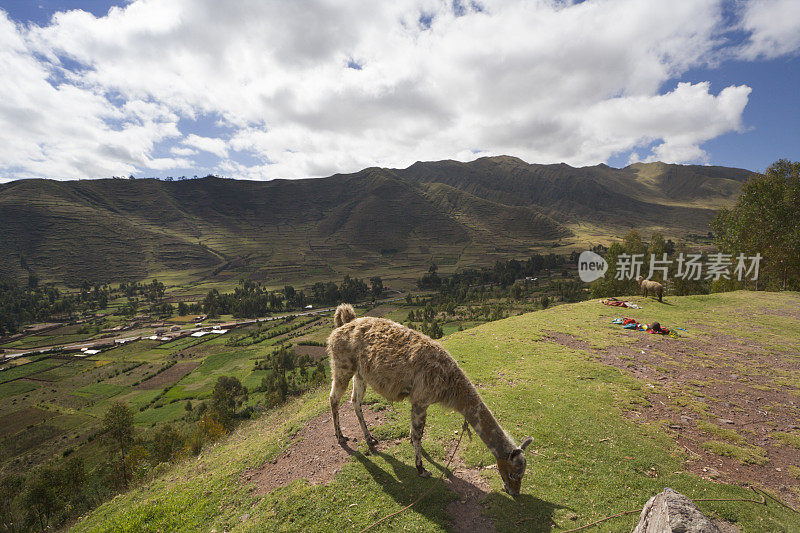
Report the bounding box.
[773,431,800,450]
[0,380,39,398]
[72,382,129,400]
[697,421,747,445]
[701,440,769,466]
[134,401,189,426]
[71,292,800,532]
[0,358,62,383]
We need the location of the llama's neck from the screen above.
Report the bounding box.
[451,374,516,459]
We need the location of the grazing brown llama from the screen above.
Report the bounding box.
[637,275,664,302]
[327,303,533,496]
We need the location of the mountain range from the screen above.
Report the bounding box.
[0,156,754,285]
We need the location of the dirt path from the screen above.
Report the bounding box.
[243,403,386,493]
[544,328,800,508]
[241,403,497,531]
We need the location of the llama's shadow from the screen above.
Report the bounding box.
[350,447,565,532]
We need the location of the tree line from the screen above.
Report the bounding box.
[591,159,800,297]
[198,275,383,319]
[417,254,566,292]
[713,159,800,291]
[0,277,111,336]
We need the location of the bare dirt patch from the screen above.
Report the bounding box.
[243,403,386,494]
[545,329,800,508]
[135,361,200,390]
[365,305,395,318]
[294,345,327,361]
[445,455,495,533]
[0,407,55,436]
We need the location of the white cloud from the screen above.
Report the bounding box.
[0,0,796,180]
[581,82,751,164]
[182,134,228,158]
[170,146,197,157]
[737,0,800,60]
[0,11,180,179]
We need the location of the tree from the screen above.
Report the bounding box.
[340,275,368,302]
[284,285,296,306]
[211,376,248,429]
[423,320,443,339]
[261,345,300,407]
[713,159,800,290]
[150,424,185,464]
[146,279,165,302]
[103,401,134,486]
[121,297,139,317]
[369,276,383,298]
[203,289,221,318]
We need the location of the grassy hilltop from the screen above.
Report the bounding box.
[73,291,800,532]
[0,157,752,286]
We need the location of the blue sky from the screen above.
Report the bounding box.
[0,0,798,181]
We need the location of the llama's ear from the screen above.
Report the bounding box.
[520,437,533,450]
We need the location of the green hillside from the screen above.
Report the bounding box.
[0,157,753,286]
[73,292,800,532]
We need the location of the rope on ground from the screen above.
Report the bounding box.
[357,423,467,533]
[749,486,800,514]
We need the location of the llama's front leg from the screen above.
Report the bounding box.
[352,374,378,448]
[330,375,350,445]
[410,403,431,478]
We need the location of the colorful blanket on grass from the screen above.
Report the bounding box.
[602,298,642,309]
[611,317,678,337]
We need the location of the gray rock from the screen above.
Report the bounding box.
[634,488,718,533]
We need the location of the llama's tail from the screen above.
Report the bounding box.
[333,303,356,328]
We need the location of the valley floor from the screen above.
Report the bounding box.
[73,291,800,532]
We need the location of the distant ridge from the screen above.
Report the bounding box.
[0,157,754,285]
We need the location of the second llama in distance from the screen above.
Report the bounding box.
[327,303,533,496]
[637,275,664,302]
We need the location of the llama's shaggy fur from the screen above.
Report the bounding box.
[327,303,532,495]
[637,276,664,302]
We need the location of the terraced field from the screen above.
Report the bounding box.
[0,313,336,476]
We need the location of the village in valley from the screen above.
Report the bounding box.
[0,257,579,489]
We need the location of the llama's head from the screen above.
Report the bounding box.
[497,436,533,496]
[636,275,644,285]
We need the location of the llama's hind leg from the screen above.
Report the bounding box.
[352,374,378,448]
[330,370,352,446]
[411,403,431,477]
